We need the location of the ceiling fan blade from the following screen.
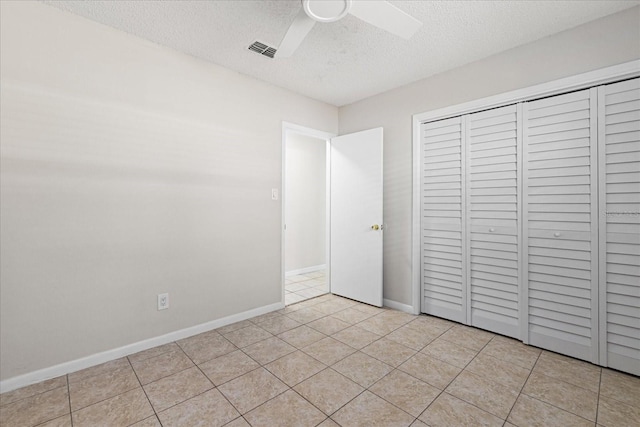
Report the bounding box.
[276,8,317,58]
[349,0,422,39]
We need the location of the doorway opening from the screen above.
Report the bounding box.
[282,124,334,306]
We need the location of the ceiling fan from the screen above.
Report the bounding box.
[276,0,423,58]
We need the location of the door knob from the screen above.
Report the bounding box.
[371,224,380,230]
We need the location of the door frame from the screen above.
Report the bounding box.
[412,60,640,317]
[281,122,336,305]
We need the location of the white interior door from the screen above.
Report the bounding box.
[330,128,383,306]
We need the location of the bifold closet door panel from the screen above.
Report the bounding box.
[467,105,520,338]
[599,78,640,375]
[421,117,466,323]
[523,88,599,363]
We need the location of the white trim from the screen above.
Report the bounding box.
[516,102,525,342]
[411,60,640,328]
[285,264,326,277]
[281,122,337,303]
[589,86,600,365]
[0,301,284,393]
[412,120,422,315]
[384,298,415,314]
[596,85,608,367]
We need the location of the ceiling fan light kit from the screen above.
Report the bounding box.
[276,0,423,58]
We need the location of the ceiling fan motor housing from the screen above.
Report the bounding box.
[303,0,352,23]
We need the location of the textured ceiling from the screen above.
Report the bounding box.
[42,1,639,106]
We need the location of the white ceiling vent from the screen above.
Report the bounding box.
[248,41,277,59]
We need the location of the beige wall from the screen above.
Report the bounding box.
[338,7,640,306]
[0,1,338,381]
[285,134,326,273]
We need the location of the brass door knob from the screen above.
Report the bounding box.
[371,224,380,230]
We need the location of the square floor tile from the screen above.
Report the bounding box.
[331,307,377,324]
[421,338,478,368]
[332,325,382,349]
[177,332,237,364]
[332,391,415,427]
[278,325,326,348]
[522,371,598,421]
[532,351,601,393]
[294,368,364,415]
[0,386,69,427]
[71,388,153,427]
[143,366,213,412]
[405,316,454,336]
[216,319,254,335]
[157,388,240,427]
[128,343,180,365]
[302,337,356,365]
[439,325,494,351]
[244,390,326,427]
[398,353,461,389]
[39,414,73,427]
[68,358,130,384]
[362,338,417,367]
[480,335,540,370]
[446,370,518,419]
[222,325,273,348]
[131,416,161,427]
[599,368,640,407]
[358,314,405,335]
[218,368,288,414]
[369,370,440,417]
[466,353,531,391]
[285,308,327,324]
[199,350,260,386]
[507,394,593,427]
[597,395,640,427]
[312,301,349,315]
[418,392,503,427]
[265,350,326,387]
[386,324,438,350]
[131,349,194,385]
[242,336,296,365]
[308,316,351,335]
[69,366,140,411]
[256,316,302,335]
[332,352,393,388]
[0,376,67,406]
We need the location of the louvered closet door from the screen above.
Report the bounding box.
[599,78,640,375]
[421,117,466,323]
[523,88,599,363]
[467,105,520,338]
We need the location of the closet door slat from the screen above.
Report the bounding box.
[599,78,640,375]
[421,117,466,322]
[468,105,520,338]
[523,88,598,363]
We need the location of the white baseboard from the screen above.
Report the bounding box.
[285,264,326,277]
[384,298,415,314]
[0,301,284,394]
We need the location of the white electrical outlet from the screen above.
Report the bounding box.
[158,293,169,310]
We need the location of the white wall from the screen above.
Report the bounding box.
[285,134,326,273]
[0,1,338,381]
[338,7,640,306]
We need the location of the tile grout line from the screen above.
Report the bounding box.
[503,345,542,426]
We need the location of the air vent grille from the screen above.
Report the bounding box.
[248,41,277,59]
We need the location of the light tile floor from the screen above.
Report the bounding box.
[285,270,327,306]
[1,293,639,426]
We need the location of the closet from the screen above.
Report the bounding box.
[420,77,640,375]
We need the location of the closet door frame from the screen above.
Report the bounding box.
[412,60,639,315]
